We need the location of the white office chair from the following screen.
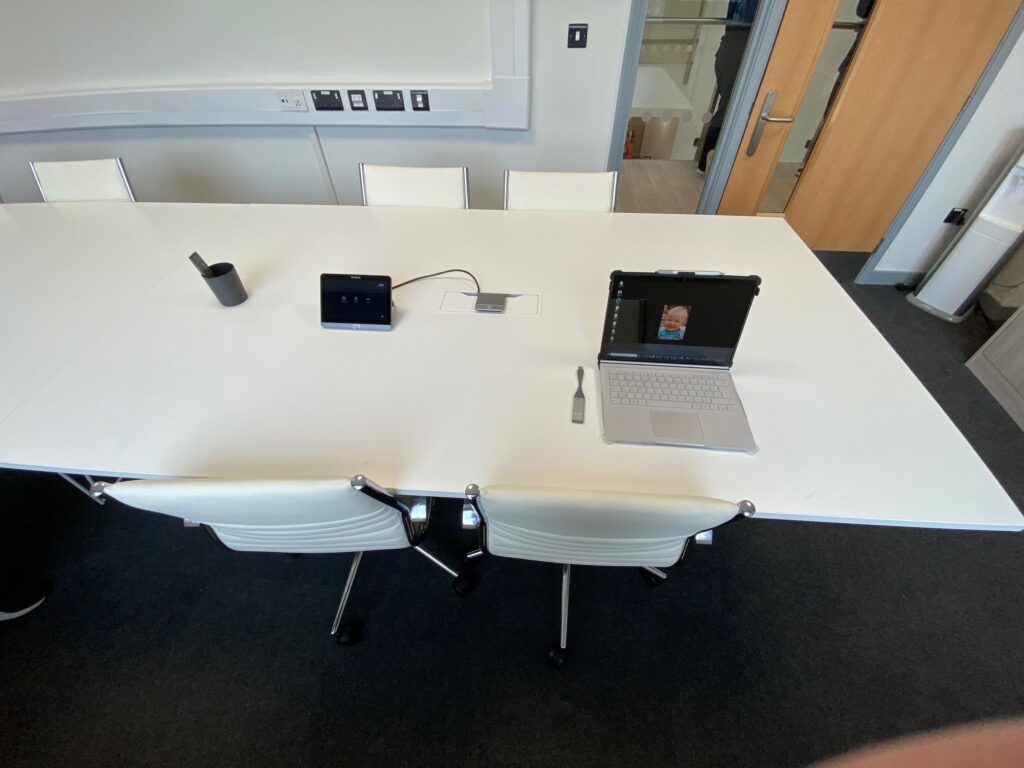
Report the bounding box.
[503,170,618,212]
[462,484,754,666]
[30,158,135,202]
[90,475,473,645]
[359,163,469,208]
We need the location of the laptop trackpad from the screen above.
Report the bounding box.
[650,410,705,445]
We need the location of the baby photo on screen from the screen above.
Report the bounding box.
[657,304,691,341]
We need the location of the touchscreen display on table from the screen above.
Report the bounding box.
[320,274,392,329]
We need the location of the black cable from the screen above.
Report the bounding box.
[392,269,481,294]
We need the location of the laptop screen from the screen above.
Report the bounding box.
[599,271,760,367]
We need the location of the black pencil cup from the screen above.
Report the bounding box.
[203,263,248,307]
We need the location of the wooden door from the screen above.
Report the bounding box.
[718,0,840,215]
[785,0,1019,251]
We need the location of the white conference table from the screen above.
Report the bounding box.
[0,202,1020,532]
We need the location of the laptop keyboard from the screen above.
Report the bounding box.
[608,369,738,412]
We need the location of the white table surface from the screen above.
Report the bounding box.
[0,202,1020,531]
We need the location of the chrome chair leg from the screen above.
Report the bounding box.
[640,564,669,587]
[331,551,363,645]
[414,544,479,596]
[412,545,458,577]
[560,563,571,649]
[548,564,571,668]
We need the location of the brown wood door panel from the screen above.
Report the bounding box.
[784,0,1020,251]
[718,0,840,215]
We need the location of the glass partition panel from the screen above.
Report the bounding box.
[619,0,760,214]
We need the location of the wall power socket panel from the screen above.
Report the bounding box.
[275,90,308,112]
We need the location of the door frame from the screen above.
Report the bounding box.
[854,4,1024,285]
[607,0,790,215]
[606,0,650,173]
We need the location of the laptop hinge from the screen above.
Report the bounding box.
[600,359,731,371]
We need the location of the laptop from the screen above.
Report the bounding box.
[598,270,761,452]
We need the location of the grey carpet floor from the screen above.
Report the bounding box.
[1,252,1021,767]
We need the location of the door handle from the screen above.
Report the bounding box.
[746,89,795,156]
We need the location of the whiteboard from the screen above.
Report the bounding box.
[0,0,492,100]
[0,0,530,132]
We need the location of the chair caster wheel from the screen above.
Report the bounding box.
[547,647,568,668]
[452,571,478,597]
[334,619,362,646]
[640,568,666,588]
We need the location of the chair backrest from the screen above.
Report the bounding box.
[503,170,618,212]
[30,158,135,202]
[359,163,469,209]
[101,477,412,553]
[475,485,746,567]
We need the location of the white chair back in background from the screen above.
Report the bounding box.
[30,158,135,202]
[503,170,618,213]
[359,163,469,208]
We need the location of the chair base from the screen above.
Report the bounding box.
[452,571,478,596]
[640,566,668,588]
[330,545,468,646]
[547,646,568,668]
[334,619,362,646]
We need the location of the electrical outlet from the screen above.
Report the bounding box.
[275,90,308,112]
[373,90,405,111]
[348,90,368,110]
[311,90,345,111]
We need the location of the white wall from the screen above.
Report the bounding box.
[0,0,631,210]
[868,27,1024,279]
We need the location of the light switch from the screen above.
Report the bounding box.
[568,23,588,48]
